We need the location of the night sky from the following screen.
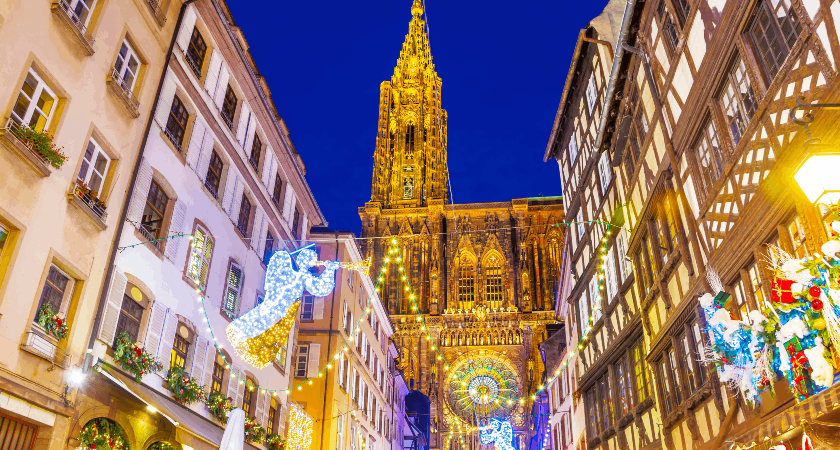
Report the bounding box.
[227,1,606,232]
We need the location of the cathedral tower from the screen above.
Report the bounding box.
[370,0,449,209]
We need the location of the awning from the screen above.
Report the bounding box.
[95,364,259,450]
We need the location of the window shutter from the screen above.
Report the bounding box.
[268,158,279,193]
[256,214,268,256]
[157,309,178,372]
[164,200,187,262]
[314,297,325,320]
[98,267,127,346]
[278,405,288,434]
[214,65,230,111]
[338,354,345,387]
[202,340,216,395]
[226,365,240,400]
[190,335,209,379]
[204,50,222,97]
[262,394,272,429]
[127,157,153,225]
[228,183,245,222]
[236,103,251,147]
[255,389,266,423]
[176,5,197,53]
[342,302,348,331]
[300,214,309,241]
[234,365,246,407]
[252,208,264,252]
[282,184,295,222]
[307,343,320,378]
[143,301,168,358]
[196,131,214,180]
[351,367,357,401]
[154,70,177,129]
[185,117,206,169]
[245,124,257,159]
[221,168,239,213]
[261,151,273,187]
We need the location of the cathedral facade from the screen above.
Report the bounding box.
[359,2,564,448]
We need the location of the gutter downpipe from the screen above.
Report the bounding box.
[85,0,198,370]
[593,0,637,151]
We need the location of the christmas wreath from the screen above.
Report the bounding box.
[164,366,205,405]
[78,417,130,450]
[36,303,68,340]
[265,433,286,450]
[244,415,266,443]
[113,332,163,382]
[206,392,234,424]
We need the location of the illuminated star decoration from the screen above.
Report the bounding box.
[479,418,514,450]
[226,246,339,368]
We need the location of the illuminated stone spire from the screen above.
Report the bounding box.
[370,0,448,209]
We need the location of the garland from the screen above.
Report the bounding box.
[78,418,130,450]
[265,433,286,450]
[164,366,205,405]
[244,415,266,443]
[37,303,68,340]
[206,392,234,424]
[147,443,177,450]
[113,332,163,382]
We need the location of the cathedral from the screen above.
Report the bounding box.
[358,1,565,447]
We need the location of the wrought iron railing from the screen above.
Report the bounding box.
[3,119,51,166]
[164,127,183,153]
[185,52,202,78]
[137,224,161,249]
[109,68,140,109]
[21,329,70,368]
[72,181,108,221]
[55,0,95,44]
[204,178,219,199]
[220,110,234,130]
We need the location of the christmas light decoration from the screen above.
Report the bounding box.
[479,419,513,450]
[227,247,340,368]
[287,403,313,450]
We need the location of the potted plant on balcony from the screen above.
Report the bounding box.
[36,303,68,340]
[206,392,234,424]
[244,416,265,444]
[164,366,205,405]
[77,417,129,450]
[10,125,67,169]
[75,181,107,213]
[113,332,163,382]
[265,433,285,450]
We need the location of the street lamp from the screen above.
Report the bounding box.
[61,368,86,406]
[790,96,840,204]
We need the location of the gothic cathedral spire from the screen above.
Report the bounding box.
[370,0,448,209]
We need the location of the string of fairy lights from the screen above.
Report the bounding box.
[121,218,620,441]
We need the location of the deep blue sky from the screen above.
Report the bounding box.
[228,1,606,232]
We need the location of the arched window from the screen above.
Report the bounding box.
[243,376,256,417]
[485,254,504,309]
[210,352,226,395]
[458,256,475,309]
[170,323,192,371]
[405,124,415,159]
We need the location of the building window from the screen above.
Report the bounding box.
[222,262,244,319]
[12,70,57,131]
[600,375,613,430]
[211,358,224,394]
[578,294,590,335]
[185,27,207,78]
[187,226,213,288]
[694,118,725,192]
[747,262,766,308]
[597,150,611,193]
[250,134,262,172]
[243,378,255,417]
[62,0,96,27]
[719,57,757,145]
[673,0,691,23]
[295,345,309,378]
[576,209,585,243]
[632,340,648,402]
[616,229,630,281]
[300,294,315,321]
[787,215,809,259]
[272,173,283,206]
[221,85,237,129]
[269,398,279,434]
[458,256,475,309]
[586,75,597,112]
[615,355,633,416]
[405,124,415,160]
[264,231,275,266]
[691,322,707,387]
[38,265,72,317]
[403,176,414,199]
[485,255,503,309]
[165,95,189,151]
[568,134,578,163]
[141,180,169,243]
[292,208,301,239]
[113,39,140,92]
[657,1,681,54]
[276,345,287,371]
[205,150,223,198]
[237,196,252,237]
[170,331,189,371]
[115,294,143,342]
[749,0,802,84]
[77,138,111,195]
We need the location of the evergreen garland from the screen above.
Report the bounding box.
[78,418,131,450]
[206,392,234,424]
[244,415,266,443]
[164,366,205,405]
[36,303,68,340]
[113,332,164,382]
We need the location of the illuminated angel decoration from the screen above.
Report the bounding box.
[479,418,514,450]
[226,247,339,368]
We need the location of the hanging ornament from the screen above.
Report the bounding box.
[814,318,827,331]
[809,286,822,298]
[812,299,824,310]
[226,247,340,368]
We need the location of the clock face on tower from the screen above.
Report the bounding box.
[445,355,520,423]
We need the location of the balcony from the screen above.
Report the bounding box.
[164,127,183,153]
[68,181,107,229]
[51,0,95,56]
[185,52,202,79]
[21,329,70,369]
[145,0,167,26]
[106,68,141,118]
[220,109,234,130]
[137,224,162,250]
[0,119,54,177]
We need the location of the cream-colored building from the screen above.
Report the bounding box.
[0,0,181,448]
[291,229,399,450]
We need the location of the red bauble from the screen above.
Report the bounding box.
[810,286,822,297]
[812,299,824,310]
